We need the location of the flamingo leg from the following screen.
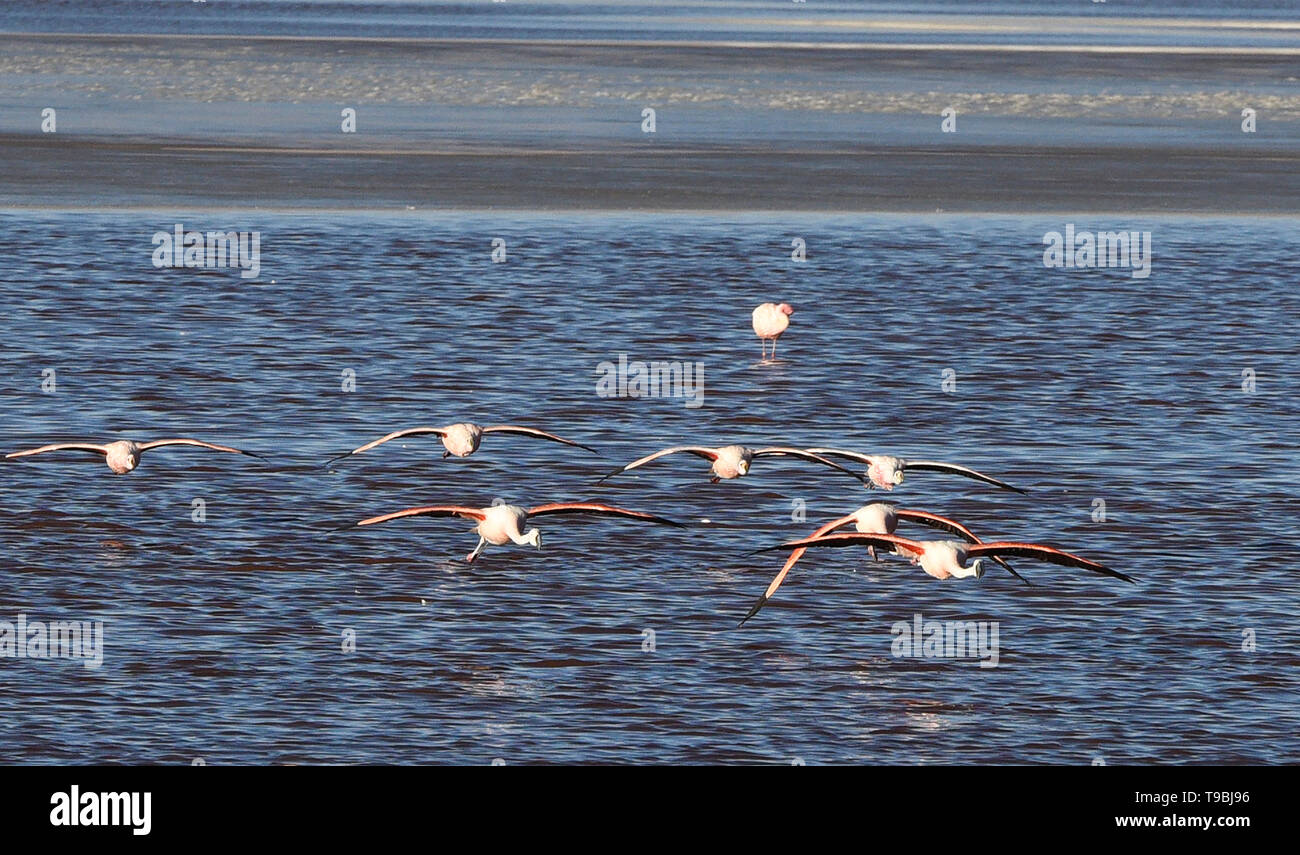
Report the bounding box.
[465,537,487,563]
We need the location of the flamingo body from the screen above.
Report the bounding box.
[911,540,983,579]
[442,423,485,457]
[105,441,143,474]
[865,456,907,489]
[712,445,754,479]
[475,504,534,547]
[752,302,793,360]
[850,502,897,534]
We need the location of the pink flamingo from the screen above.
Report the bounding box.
[598,444,867,485]
[806,448,1026,494]
[327,422,596,465]
[752,302,793,361]
[740,503,1026,625]
[349,501,681,563]
[5,438,262,474]
[762,531,1133,584]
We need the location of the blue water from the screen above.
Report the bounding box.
[1,211,1297,764]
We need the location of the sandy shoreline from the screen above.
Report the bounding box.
[7,30,1300,52]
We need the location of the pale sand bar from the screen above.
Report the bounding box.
[3,34,1297,212]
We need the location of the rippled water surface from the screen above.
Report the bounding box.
[1,212,1297,764]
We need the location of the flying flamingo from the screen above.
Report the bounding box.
[348,501,682,562]
[740,503,1027,625]
[4,438,263,474]
[327,422,597,466]
[752,302,793,361]
[598,444,868,485]
[806,448,1026,494]
[761,532,1134,584]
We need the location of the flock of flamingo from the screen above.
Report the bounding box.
[4,301,1134,625]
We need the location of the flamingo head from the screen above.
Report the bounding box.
[964,558,985,579]
[778,303,794,316]
[892,469,905,486]
[525,528,542,549]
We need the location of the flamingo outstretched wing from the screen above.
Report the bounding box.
[763,532,927,559]
[483,426,598,454]
[326,426,448,464]
[138,438,264,459]
[526,502,682,527]
[804,448,873,466]
[597,446,719,483]
[904,461,1026,494]
[740,513,858,626]
[966,542,1133,582]
[353,504,487,528]
[753,448,870,483]
[5,443,108,460]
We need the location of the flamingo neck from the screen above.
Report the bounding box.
[510,527,541,547]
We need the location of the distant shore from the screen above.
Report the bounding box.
[6,134,1300,213]
[3,33,1297,213]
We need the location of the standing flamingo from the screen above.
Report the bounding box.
[327,422,597,466]
[348,501,682,562]
[752,302,793,362]
[740,503,1026,625]
[4,438,263,474]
